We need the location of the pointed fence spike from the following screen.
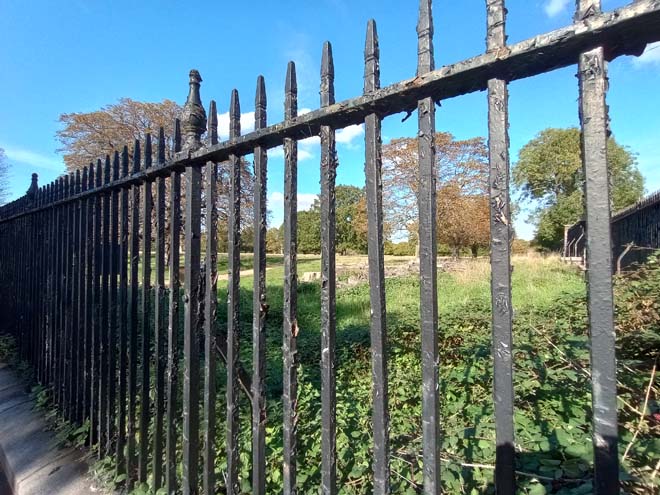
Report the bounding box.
[113,152,120,181]
[417,0,435,75]
[158,128,166,165]
[133,141,141,173]
[285,62,297,120]
[364,19,380,94]
[208,101,218,146]
[174,119,182,153]
[321,42,335,106]
[255,75,267,126]
[145,134,152,169]
[122,146,129,177]
[96,160,103,187]
[230,90,241,139]
[105,155,111,185]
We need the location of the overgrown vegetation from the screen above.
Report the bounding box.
[2,256,657,494]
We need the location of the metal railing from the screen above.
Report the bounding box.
[1,1,660,493]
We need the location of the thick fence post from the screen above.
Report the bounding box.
[182,70,205,495]
[416,1,440,493]
[282,61,299,495]
[577,1,619,493]
[252,75,268,495]
[363,19,390,495]
[320,40,338,495]
[486,0,516,493]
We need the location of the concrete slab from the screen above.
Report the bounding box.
[0,364,113,495]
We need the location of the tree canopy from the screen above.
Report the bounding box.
[513,127,644,249]
[296,185,369,255]
[56,98,181,172]
[383,132,490,256]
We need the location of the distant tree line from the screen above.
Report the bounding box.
[55,98,645,256]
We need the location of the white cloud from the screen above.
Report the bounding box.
[216,111,256,140]
[633,42,660,67]
[298,108,312,116]
[268,191,318,211]
[336,124,364,148]
[544,0,569,17]
[268,145,314,161]
[2,146,65,172]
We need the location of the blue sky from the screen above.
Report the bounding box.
[1,0,659,240]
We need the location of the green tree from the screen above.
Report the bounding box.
[297,208,321,254]
[266,227,283,254]
[295,185,368,255]
[513,128,644,249]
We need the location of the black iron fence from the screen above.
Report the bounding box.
[1,1,659,494]
[564,189,660,271]
[612,190,660,269]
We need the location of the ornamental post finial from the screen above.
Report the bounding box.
[181,69,207,151]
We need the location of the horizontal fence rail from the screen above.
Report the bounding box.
[1,1,659,494]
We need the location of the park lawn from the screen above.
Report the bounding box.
[202,255,656,494]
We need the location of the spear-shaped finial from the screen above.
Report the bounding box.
[104,155,111,184]
[82,166,88,193]
[96,159,103,188]
[364,19,380,93]
[208,100,218,146]
[229,89,241,140]
[145,134,153,169]
[181,69,207,151]
[133,140,141,174]
[321,42,335,107]
[122,146,129,177]
[255,77,266,131]
[113,151,120,181]
[26,173,39,201]
[417,0,434,75]
[158,127,166,164]
[285,62,297,120]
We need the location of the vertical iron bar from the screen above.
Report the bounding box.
[417,1,440,493]
[128,141,142,486]
[117,146,130,478]
[139,135,153,482]
[76,169,88,424]
[203,103,218,495]
[70,171,81,424]
[108,152,120,455]
[85,167,95,430]
[320,41,337,495]
[576,1,618,492]
[154,128,168,492]
[252,76,268,495]
[226,89,242,495]
[282,61,299,495]
[486,1,516,493]
[58,175,68,412]
[363,19,390,495]
[93,161,103,446]
[100,156,111,454]
[166,120,182,494]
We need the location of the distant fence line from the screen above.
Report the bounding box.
[564,189,660,270]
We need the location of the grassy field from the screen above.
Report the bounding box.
[5,253,657,494]
[191,254,655,494]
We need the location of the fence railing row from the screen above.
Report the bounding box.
[565,188,660,270]
[1,1,660,494]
